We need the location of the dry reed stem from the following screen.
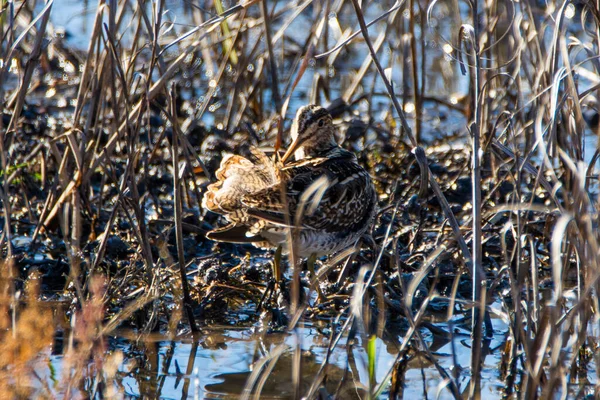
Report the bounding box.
[2,0,600,397]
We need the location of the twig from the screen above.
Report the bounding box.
[459,21,485,398]
[170,84,199,333]
[260,0,281,110]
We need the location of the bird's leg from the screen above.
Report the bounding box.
[307,252,324,303]
[256,280,273,312]
[273,245,283,289]
[258,245,283,310]
[256,246,290,328]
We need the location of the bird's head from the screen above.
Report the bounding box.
[281,105,338,163]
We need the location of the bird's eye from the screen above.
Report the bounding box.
[318,119,325,127]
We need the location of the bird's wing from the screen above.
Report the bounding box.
[242,159,375,232]
[299,165,375,232]
[241,166,320,228]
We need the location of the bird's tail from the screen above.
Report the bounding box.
[202,147,280,218]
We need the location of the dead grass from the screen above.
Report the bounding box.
[0,0,600,398]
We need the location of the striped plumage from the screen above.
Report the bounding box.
[202,105,377,257]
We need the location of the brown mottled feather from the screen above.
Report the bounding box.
[202,105,377,257]
[242,152,375,232]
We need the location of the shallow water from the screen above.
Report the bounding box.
[47,320,511,399]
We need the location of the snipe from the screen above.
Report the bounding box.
[202,105,377,258]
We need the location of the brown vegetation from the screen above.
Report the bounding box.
[1,0,600,398]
